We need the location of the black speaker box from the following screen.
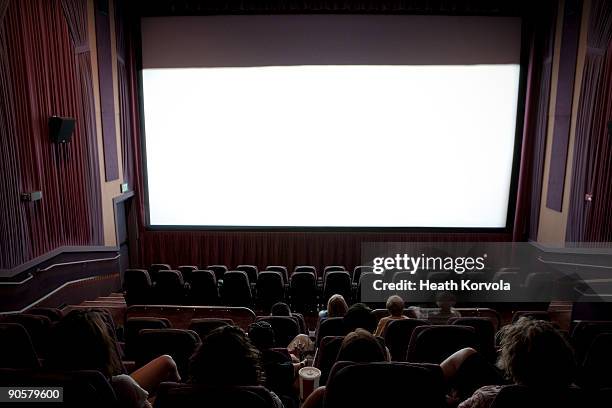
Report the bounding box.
[49,116,76,144]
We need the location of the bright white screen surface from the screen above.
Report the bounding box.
[141,15,522,228]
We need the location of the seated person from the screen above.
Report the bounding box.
[271,302,292,316]
[374,295,408,336]
[457,317,576,408]
[343,303,377,333]
[46,310,180,408]
[426,291,461,324]
[319,294,349,321]
[189,325,284,408]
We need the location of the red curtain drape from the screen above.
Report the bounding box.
[566,0,612,242]
[0,0,103,269]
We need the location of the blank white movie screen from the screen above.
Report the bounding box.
[140,15,522,228]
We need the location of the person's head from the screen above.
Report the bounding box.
[248,320,275,350]
[436,291,456,311]
[327,294,349,318]
[47,310,123,378]
[496,317,575,388]
[386,295,405,317]
[343,303,376,332]
[270,302,291,316]
[337,329,387,363]
[189,325,263,386]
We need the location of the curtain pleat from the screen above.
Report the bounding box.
[566,0,612,242]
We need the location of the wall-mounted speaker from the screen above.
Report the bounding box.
[49,116,76,144]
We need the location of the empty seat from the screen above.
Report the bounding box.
[255,316,300,347]
[571,320,612,363]
[512,310,550,323]
[207,265,228,282]
[265,266,288,285]
[189,318,234,340]
[324,265,346,280]
[492,271,522,288]
[357,272,379,302]
[316,317,348,346]
[124,317,172,359]
[0,323,40,369]
[463,271,486,283]
[448,317,496,361]
[323,271,352,304]
[324,361,445,408]
[0,368,118,408]
[292,312,308,334]
[149,263,171,282]
[153,270,186,304]
[353,266,373,284]
[578,333,612,390]
[294,265,316,275]
[177,265,198,282]
[188,270,219,305]
[136,328,200,378]
[314,335,344,384]
[490,384,592,408]
[406,325,477,363]
[384,319,430,362]
[27,307,64,322]
[426,271,452,283]
[220,271,253,307]
[290,271,318,313]
[236,265,258,285]
[124,269,153,305]
[2,314,52,358]
[256,271,285,311]
[154,383,277,408]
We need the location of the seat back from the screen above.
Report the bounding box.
[136,329,201,378]
[316,317,348,346]
[0,368,118,408]
[255,316,300,347]
[256,271,285,311]
[323,271,352,304]
[207,265,228,282]
[323,265,346,280]
[154,270,186,304]
[571,321,612,364]
[2,314,52,358]
[188,270,219,305]
[314,336,344,384]
[324,361,445,408]
[149,263,171,282]
[124,317,172,359]
[265,266,288,285]
[290,271,317,313]
[27,307,64,322]
[0,323,40,369]
[154,383,276,408]
[490,385,591,408]
[177,265,198,283]
[188,318,234,340]
[448,317,496,361]
[294,265,316,275]
[352,266,373,284]
[236,265,258,285]
[384,319,430,362]
[357,272,378,302]
[124,269,152,305]
[579,333,612,390]
[492,271,522,287]
[407,325,478,363]
[221,271,253,307]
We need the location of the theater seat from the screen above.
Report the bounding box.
[27,307,64,322]
[290,271,318,313]
[314,336,344,384]
[124,269,153,305]
[188,318,234,340]
[149,263,171,282]
[490,384,593,408]
[352,266,373,284]
[124,317,172,359]
[578,333,612,390]
[154,270,187,304]
[177,265,198,283]
[448,317,496,361]
[323,265,346,280]
[207,265,228,282]
[256,271,285,312]
[154,383,277,408]
[255,316,300,348]
[0,323,40,369]
[406,325,477,363]
[324,361,445,408]
[0,368,118,408]
[323,271,352,304]
[136,329,201,378]
[236,265,258,285]
[571,320,612,363]
[265,266,288,285]
[384,319,429,362]
[2,314,52,358]
[294,265,316,275]
[221,271,253,307]
[188,270,219,305]
[316,317,348,346]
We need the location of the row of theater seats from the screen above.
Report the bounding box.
[124,264,371,311]
[1,305,611,407]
